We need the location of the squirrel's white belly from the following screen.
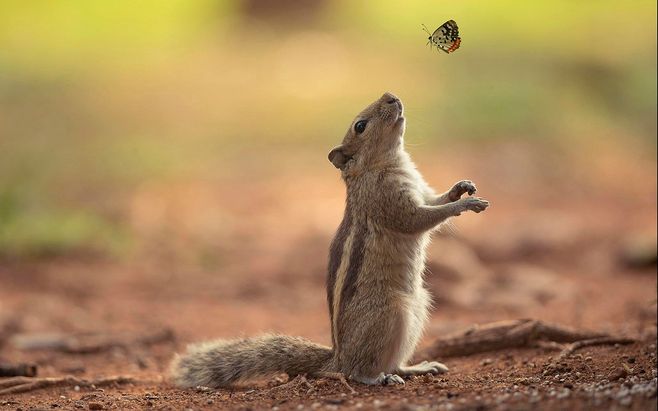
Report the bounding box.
[386,234,432,371]
[395,284,431,368]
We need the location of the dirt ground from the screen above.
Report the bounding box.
[0,145,656,410]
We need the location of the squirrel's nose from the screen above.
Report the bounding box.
[382,93,403,113]
[382,92,399,105]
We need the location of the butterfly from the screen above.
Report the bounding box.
[422,20,461,53]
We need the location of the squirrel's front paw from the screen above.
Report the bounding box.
[397,361,449,376]
[455,197,489,215]
[448,180,477,202]
[418,360,449,374]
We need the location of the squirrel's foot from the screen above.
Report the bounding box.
[352,372,405,386]
[377,373,405,385]
[448,180,477,202]
[396,361,449,376]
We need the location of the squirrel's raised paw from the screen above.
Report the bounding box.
[456,196,489,214]
[448,180,477,202]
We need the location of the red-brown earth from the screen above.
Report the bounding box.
[0,144,656,410]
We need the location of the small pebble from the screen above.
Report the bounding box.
[610,368,629,380]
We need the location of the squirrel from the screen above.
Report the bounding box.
[169,92,489,387]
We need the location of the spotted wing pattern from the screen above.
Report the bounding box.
[426,20,461,53]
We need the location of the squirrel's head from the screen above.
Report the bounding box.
[328,92,405,175]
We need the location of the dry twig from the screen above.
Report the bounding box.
[0,363,37,378]
[267,375,313,394]
[554,337,636,363]
[268,372,356,396]
[12,328,175,354]
[417,319,629,360]
[0,375,135,396]
[312,371,356,394]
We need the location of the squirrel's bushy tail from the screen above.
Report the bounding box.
[169,334,333,388]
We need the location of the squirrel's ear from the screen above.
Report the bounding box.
[328,146,349,169]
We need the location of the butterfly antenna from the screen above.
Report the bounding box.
[421,24,432,36]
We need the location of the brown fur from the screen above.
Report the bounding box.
[169,335,332,388]
[327,204,352,347]
[168,92,489,388]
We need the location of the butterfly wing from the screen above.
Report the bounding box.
[430,20,461,53]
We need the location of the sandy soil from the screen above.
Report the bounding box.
[0,146,656,410]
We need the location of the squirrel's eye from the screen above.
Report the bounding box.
[354,120,368,134]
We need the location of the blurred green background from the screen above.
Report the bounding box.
[0,0,656,259]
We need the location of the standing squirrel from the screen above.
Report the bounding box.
[169,92,489,387]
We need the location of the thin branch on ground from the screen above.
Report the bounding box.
[0,363,37,377]
[312,371,356,394]
[0,376,135,396]
[268,372,356,396]
[11,328,175,354]
[532,340,565,351]
[554,337,636,363]
[267,375,313,394]
[417,319,634,360]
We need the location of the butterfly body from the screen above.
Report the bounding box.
[422,20,461,53]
